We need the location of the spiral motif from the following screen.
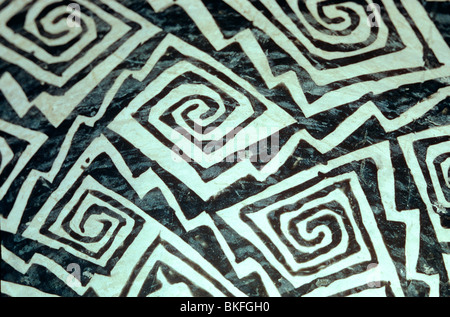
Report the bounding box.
[44,185,140,262]
[296,1,372,42]
[107,51,295,202]
[294,0,375,46]
[156,83,239,142]
[25,1,86,47]
[244,183,363,275]
[269,0,392,61]
[137,62,268,167]
[62,204,125,245]
[276,199,354,271]
[303,1,361,36]
[3,0,101,64]
[286,208,344,253]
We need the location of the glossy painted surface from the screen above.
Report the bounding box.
[0,0,449,297]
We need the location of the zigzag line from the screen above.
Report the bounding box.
[0,1,161,127]
[398,125,450,245]
[0,69,134,233]
[1,244,87,296]
[70,136,275,296]
[17,135,250,296]
[217,141,441,296]
[0,280,59,297]
[0,72,32,118]
[4,32,448,233]
[146,266,193,297]
[148,0,450,117]
[290,86,450,154]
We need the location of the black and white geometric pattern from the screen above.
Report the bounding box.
[1,0,449,297]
